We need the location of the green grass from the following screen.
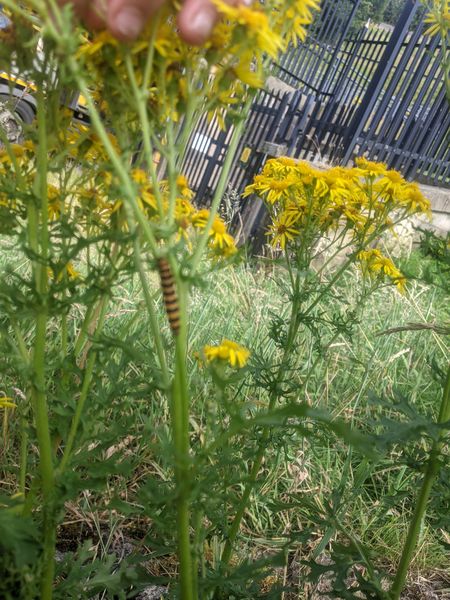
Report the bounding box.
[1,244,448,597]
[111,259,448,586]
[200,266,447,548]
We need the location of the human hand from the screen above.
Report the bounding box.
[57,0,237,45]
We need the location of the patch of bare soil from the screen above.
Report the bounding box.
[306,570,450,599]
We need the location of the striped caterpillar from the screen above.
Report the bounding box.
[157,258,180,336]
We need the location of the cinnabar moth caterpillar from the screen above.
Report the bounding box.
[157,258,180,336]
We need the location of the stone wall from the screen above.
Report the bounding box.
[420,184,450,235]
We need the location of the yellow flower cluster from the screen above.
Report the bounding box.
[76,0,318,126]
[129,170,237,258]
[0,129,237,262]
[70,170,237,259]
[48,262,80,282]
[203,339,250,368]
[0,141,35,170]
[192,208,237,258]
[0,142,36,222]
[245,157,431,246]
[245,156,431,291]
[357,249,407,293]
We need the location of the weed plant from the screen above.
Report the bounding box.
[0,1,448,600]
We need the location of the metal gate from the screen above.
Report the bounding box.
[180,0,449,222]
[340,1,450,186]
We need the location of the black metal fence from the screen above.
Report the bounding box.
[340,15,449,184]
[180,0,449,220]
[274,0,362,93]
[180,91,293,205]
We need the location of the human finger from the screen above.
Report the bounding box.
[56,0,105,29]
[84,0,108,29]
[177,0,218,45]
[177,0,248,45]
[107,0,166,41]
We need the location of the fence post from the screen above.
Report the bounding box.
[194,127,228,205]
[339,0,421,165]
[317,0,363,95]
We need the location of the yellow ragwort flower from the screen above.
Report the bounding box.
[209,216,236,249]
[355,157,388,178]
[212,0,283,58]
[203,339,250,368]
[0,397,16,409]
[357,249,406,293]
[401,183,432,218]
[267,211,300,249]
[244,173,297,203]
[192,208,210,229]
[376,169,406,199]
[424,0,450,36]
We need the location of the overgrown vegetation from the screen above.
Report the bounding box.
[0,1,448,599]
[1,242,448,599]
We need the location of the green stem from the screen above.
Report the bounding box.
[221,208,357,566]
[11,320,29,364]
[142,14,160,92]
[58,353,96,473]
[0,0,38,23]
[390,363,450,599]
[124,53,165,218]
[133,237,170,390]
[191,508,203,599]
[10,320,31,500]
[74,303,96,357]
[31,86,55,600]
[334,514,382,590]
[190,95,254,276]
[58,295,109,474]
[175,80,200,172]
[221,436,267,566]
[314,231,352,277]
[19,416,29,497]
[304,254,356,319]
[221,268,303,566]
[61,311,68,361]
[69,63,159,256]
[171,279,194,600]
[166,114,179,227]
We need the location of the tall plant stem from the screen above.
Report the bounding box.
[221,267,303,566]
[58,348,99,473]
[19,417,29,496]
[125,53,165,218]
[390,363,450,600]
[221,232,362,566]
[10,321,32,500]
[31,86,55,600]
[220,429,268,566]
[73,302,96,357]
[175,79,199,172]
[73,243,118,359]
[171,277,194,600]
[190,96,253,276]
[133,237,170,390]
[69,63,159,256]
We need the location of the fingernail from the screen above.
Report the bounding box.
[190,8,216,41]
[242,0,252,6]
[113,7,143,40]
